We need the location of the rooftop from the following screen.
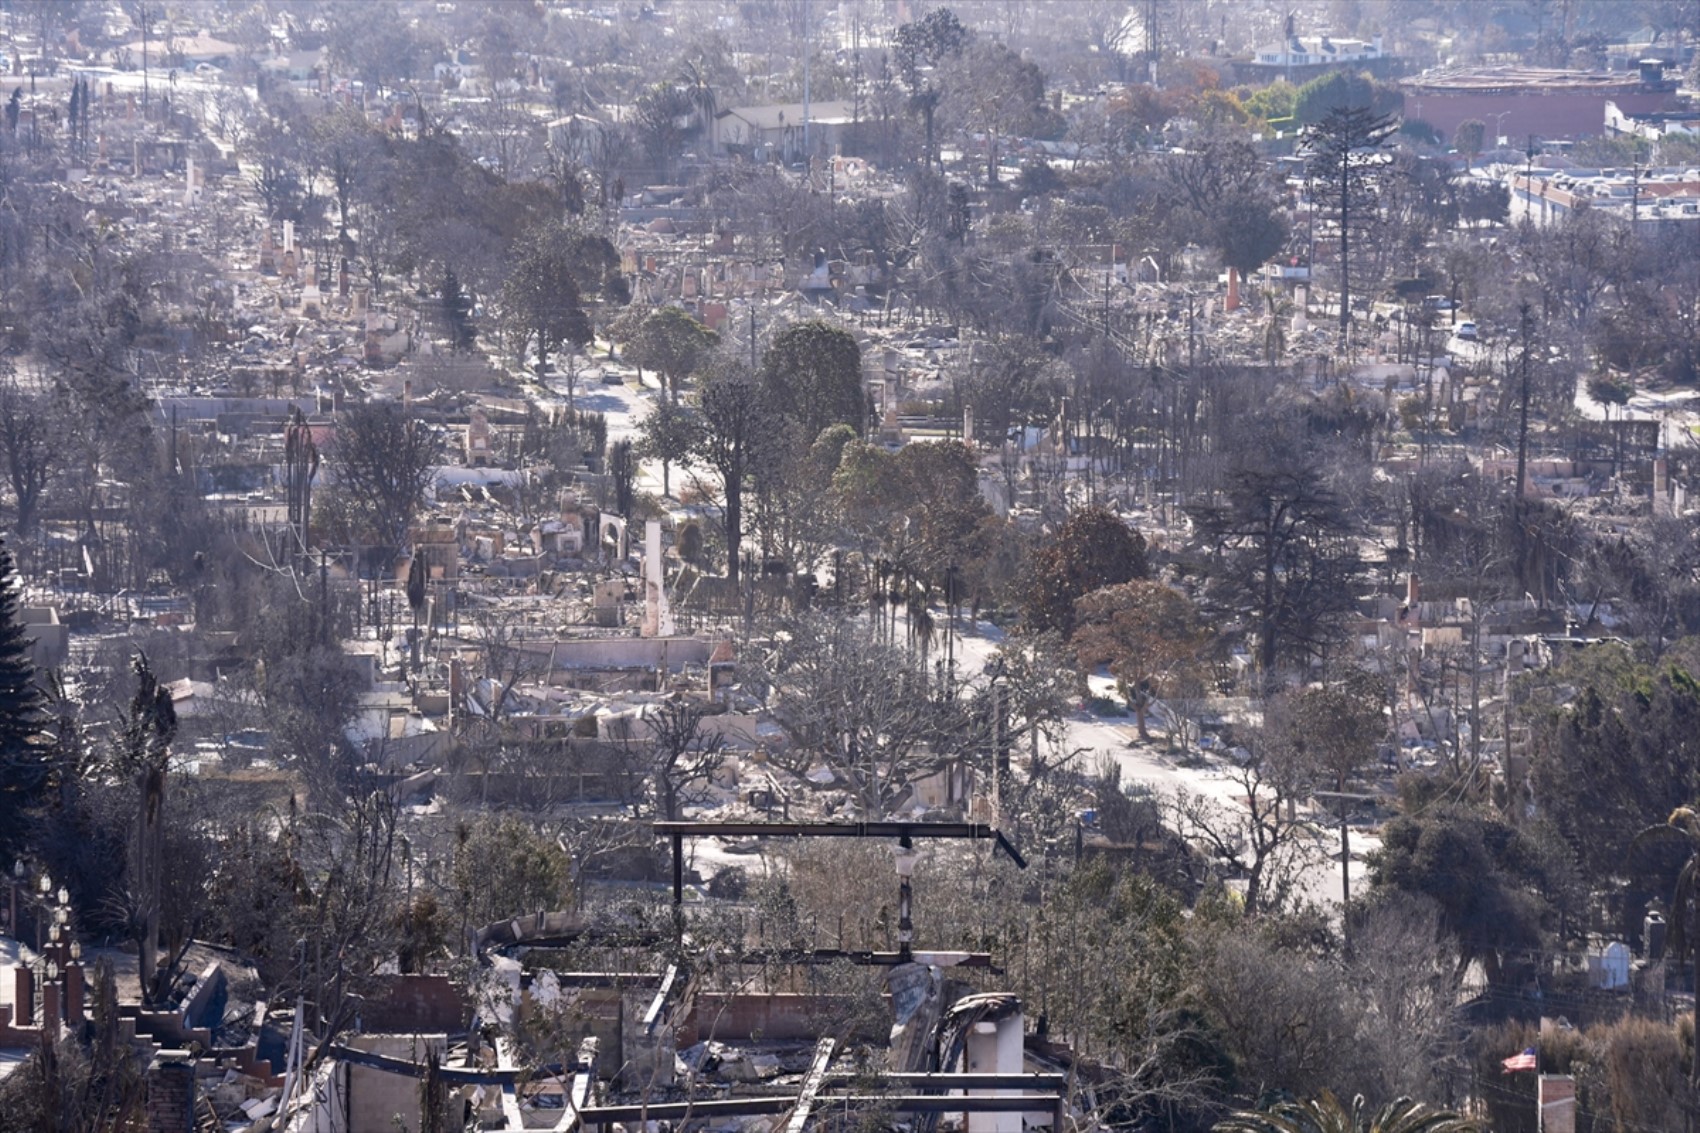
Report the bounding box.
[1404,65,1674,94]
[716,101,859,130]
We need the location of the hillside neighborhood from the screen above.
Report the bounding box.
[0,2,1699,1131]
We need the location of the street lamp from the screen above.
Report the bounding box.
[1490,110,1512,149]
[894,840,920,957]
[5,861,20,933]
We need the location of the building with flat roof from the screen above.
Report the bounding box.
[1509,166,1700,233]
[1402,63,1680,141]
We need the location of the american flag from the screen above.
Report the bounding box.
[1501,1047,1538,1073]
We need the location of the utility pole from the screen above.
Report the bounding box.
[801,0,811,161]
[1338,142,1351,335]
[139,3,153,114]
[1631,157,1641,230]
[1187,291,1196,370]
[1145,0,1159,86]
[1515,301,1533,501]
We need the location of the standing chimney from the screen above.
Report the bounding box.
[64,962,85,1024]
[41,979,61,1032]
[145,1053,197,1133]
[13,965,34,1026]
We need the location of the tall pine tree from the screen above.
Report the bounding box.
[0,538,46,864]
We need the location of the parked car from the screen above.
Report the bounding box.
[1455,321,1478,340]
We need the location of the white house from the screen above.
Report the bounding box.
[711,100,857,164]
[1254,34,1384,68]
[1604,99,1700,141]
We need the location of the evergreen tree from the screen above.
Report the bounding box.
[1302,104,1397,334]
[759,321,865,444]
[0,538,46,864]
[440,270,477,353]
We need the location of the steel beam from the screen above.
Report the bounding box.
[782,1037,838,1133]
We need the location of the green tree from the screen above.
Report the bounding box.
[961,336,1057,443]
[607,439,636,519]
[1191,89,1250,130]
[1369,801,1560,986]
[500,221,626,384]
[0,538,45,866]
[693,363,783,587]
[893,6,970,171]
[1453,119,1485,167]
[1109,84,1179,148]
[1190,454,1363,677]
[1630,807,1700,1085]
[1527,645,1700,897]
[439,269,477,353]
[1242,80,1297,123]
[633,83,700,180]
[325,0,441,97]
[1214,1090,1479,1133]
[760,321,866,443]
[1161,137,1288,282]
[1022,506,1149,636]
[1070,581,1208,741]
[504,227,590,379]
[1276,672,1387,910]
[451,816,572,929]
[1213,190,1290,279]
[1293,70,1403,125]
[624,306,719,403]
[832,439,992,584]
[639,398,701,499]
[949,39,1058,186]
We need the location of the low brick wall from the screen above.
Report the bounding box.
[360,974,467,1034]
[680,993,887,1045]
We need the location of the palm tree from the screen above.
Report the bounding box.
[1631,806,1700,1084]
[1213,1090,1480,1133]
[675,58,719,150]
[869,557,890,642]
[905,580,935,664]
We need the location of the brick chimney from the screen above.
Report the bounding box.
[145,1053,197,1133]
[64,962,85,1024]
[13,965,33,1026]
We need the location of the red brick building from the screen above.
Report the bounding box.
[1400,65,1680,142]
